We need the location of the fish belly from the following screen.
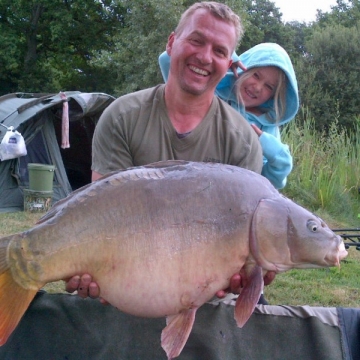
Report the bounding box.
[94,235,249,317]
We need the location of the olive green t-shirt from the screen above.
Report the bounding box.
[92,85,262,174]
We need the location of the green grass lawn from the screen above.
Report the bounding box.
[0,211,359,307]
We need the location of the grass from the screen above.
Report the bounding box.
[0,210,359,307]
[281,116,360,225]
[0,212,41,237]
[265,252,360,307]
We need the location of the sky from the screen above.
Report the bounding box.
[272,0,338,23]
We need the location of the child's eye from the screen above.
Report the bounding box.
[253,72,259,79]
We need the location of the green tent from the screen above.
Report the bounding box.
[0,91,114,212]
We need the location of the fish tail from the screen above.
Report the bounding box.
[0,251,37,345]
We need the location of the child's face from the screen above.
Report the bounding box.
[239,66,280,108]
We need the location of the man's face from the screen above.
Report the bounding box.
[166,9,235,96]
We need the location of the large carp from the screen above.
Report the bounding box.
[0,161,347,359]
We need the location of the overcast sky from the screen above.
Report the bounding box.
[272,0,338,22]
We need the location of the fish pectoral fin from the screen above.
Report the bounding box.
[234,264,263,328]
[161,307,197,360]
[0,269,38,345]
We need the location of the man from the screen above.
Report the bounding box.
[66,1,273,304]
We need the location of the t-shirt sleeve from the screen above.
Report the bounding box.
[91,103,134,175]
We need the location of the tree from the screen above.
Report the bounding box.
[295,24,360,132]
[282,21,313,58]
[238,0,293,53]
[0,0,126,95]
[316,0,360,28]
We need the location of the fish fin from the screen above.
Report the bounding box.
[0,235,12,274]
[0,269,37,345]
[161,308,197,360]
[234,264,263,328]
[0,249,7,274]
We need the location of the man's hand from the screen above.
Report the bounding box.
[263,271,276,286]
[215,270,276,298]
[64,274,108,304]
[251,123,263,136]
[215,273,242,298]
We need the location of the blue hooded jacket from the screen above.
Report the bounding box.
[158,43,299,189]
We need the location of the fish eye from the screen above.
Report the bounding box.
[307,220,318,232]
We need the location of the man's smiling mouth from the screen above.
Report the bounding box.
[189,65,209,76]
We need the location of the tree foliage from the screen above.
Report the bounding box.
[239,0,287,51]
[296,23,360,132]
[0,0,125,94]
[316,0,360,27]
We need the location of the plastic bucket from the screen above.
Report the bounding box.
[28,163,56,192]
[24,189,53,212]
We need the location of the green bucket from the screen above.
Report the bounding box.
[28,163,56,192]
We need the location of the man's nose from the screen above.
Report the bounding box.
[197,45,212,64]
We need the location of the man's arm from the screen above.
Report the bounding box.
[91,171,103,182]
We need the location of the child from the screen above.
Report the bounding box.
[159,43,299,189]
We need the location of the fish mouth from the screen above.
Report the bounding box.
[337,241,348,261]
[324,238,348,266]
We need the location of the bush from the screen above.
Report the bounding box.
[295,24,360,133]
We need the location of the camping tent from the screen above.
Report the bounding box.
[0,91,115,212]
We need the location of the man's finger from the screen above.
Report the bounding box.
[64,275,80,293]
[88,281,101,299]
[229,273,242,294]
[215,289,227,298]
[77,274,92,298]
[264,271,276,286]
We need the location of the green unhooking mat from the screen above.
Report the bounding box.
[0,291,358,359]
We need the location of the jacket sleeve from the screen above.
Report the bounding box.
[158,51,171,82]
[259,131,293,189]
[231,51,240,63]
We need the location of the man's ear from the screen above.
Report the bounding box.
[228,59,233,69]
[166,32,175,55]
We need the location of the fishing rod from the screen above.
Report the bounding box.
[332,228,360,251]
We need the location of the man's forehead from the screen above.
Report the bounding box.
[178,11,236,51]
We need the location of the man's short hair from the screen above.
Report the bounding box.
[175,1,244,51]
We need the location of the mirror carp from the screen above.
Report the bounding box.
[0,161,347,359]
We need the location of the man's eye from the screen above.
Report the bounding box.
[215,49,226,56]
[190,38,201,45]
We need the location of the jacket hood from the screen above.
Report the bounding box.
[216,43,299,127]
